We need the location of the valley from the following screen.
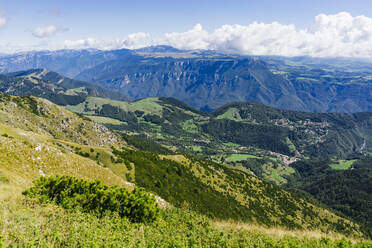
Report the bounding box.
[1,48,372,246]
[3,1,372,246]
[1,94,369,246]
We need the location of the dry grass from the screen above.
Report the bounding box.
[214,220,350,241]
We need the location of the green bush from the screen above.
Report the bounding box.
[23,175,159,223]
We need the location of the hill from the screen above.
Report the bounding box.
[0,94,366,240]
[56,96,372,183]
[6,69,129,101]
[287,156,372,237]
[0,69,129,106]
[0,94,122,147]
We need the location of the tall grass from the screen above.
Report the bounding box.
[1,198,371,247]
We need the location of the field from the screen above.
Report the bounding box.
[330,160,356,170]
[225,153,260,162]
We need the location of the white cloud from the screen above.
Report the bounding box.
[160,12,372,57]
[32,25,69,38]
[0,15,6,28]
[63,32,151,50]
[13,12,372,57]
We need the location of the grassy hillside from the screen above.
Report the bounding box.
[0,133,369,246]
[0,124,126,196]
[0,94,123,147]
[0,69,129,108]
[0,120,362,236]
[2,200,371,247]
[108,147,366,236]
[0,94,368,240]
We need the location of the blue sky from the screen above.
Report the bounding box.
[1,0,372,57]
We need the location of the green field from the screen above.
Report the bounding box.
[226,154,260,162]
[216,107,243,121]
[87,115,127,125]
[330,160,356,170]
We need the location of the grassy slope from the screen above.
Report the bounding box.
[2,202,371,247]
[1,126,368,246]
[109,148,363,236]
[0,93,131,199]
[329,160,356,170]
[0,94,370,246]
[0,124,127,199]
[0,125,370,247]
[0,132,368,246]
[0,94,123,147]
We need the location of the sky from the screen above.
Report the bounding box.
[1,0,372,57]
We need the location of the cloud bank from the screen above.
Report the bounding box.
[161,12,372,57]
[32,25,69,38]
[32,12,372,57]
[63,32,150,50]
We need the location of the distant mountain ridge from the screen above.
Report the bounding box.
[0,46,372,112]
[0,49,134,77]
[0,69,129,105]
[76,57,306,112]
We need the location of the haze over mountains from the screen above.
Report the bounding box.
[1,46,372,113]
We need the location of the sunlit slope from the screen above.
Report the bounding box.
[0,94,123,147]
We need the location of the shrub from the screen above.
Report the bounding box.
[23,175,159,223]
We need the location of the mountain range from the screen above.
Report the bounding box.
[1,68,372,237]
[0,46,372,113]
[1,47,372,244]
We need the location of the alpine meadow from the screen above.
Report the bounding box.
[1,1,372,247]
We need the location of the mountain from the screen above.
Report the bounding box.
[0,69,129,105]
[135,45,187,53]
[1,47,372,113]
[1,71,371,185]
[0,49,134,78]
[260,55,372,112]
[62,96,372,158]
[74,52,372,112]
[75,56,306,112]
[0,93,364,240]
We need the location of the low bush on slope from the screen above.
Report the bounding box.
[23,175,159,223]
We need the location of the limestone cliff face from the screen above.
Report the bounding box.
[77,57,304,112]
